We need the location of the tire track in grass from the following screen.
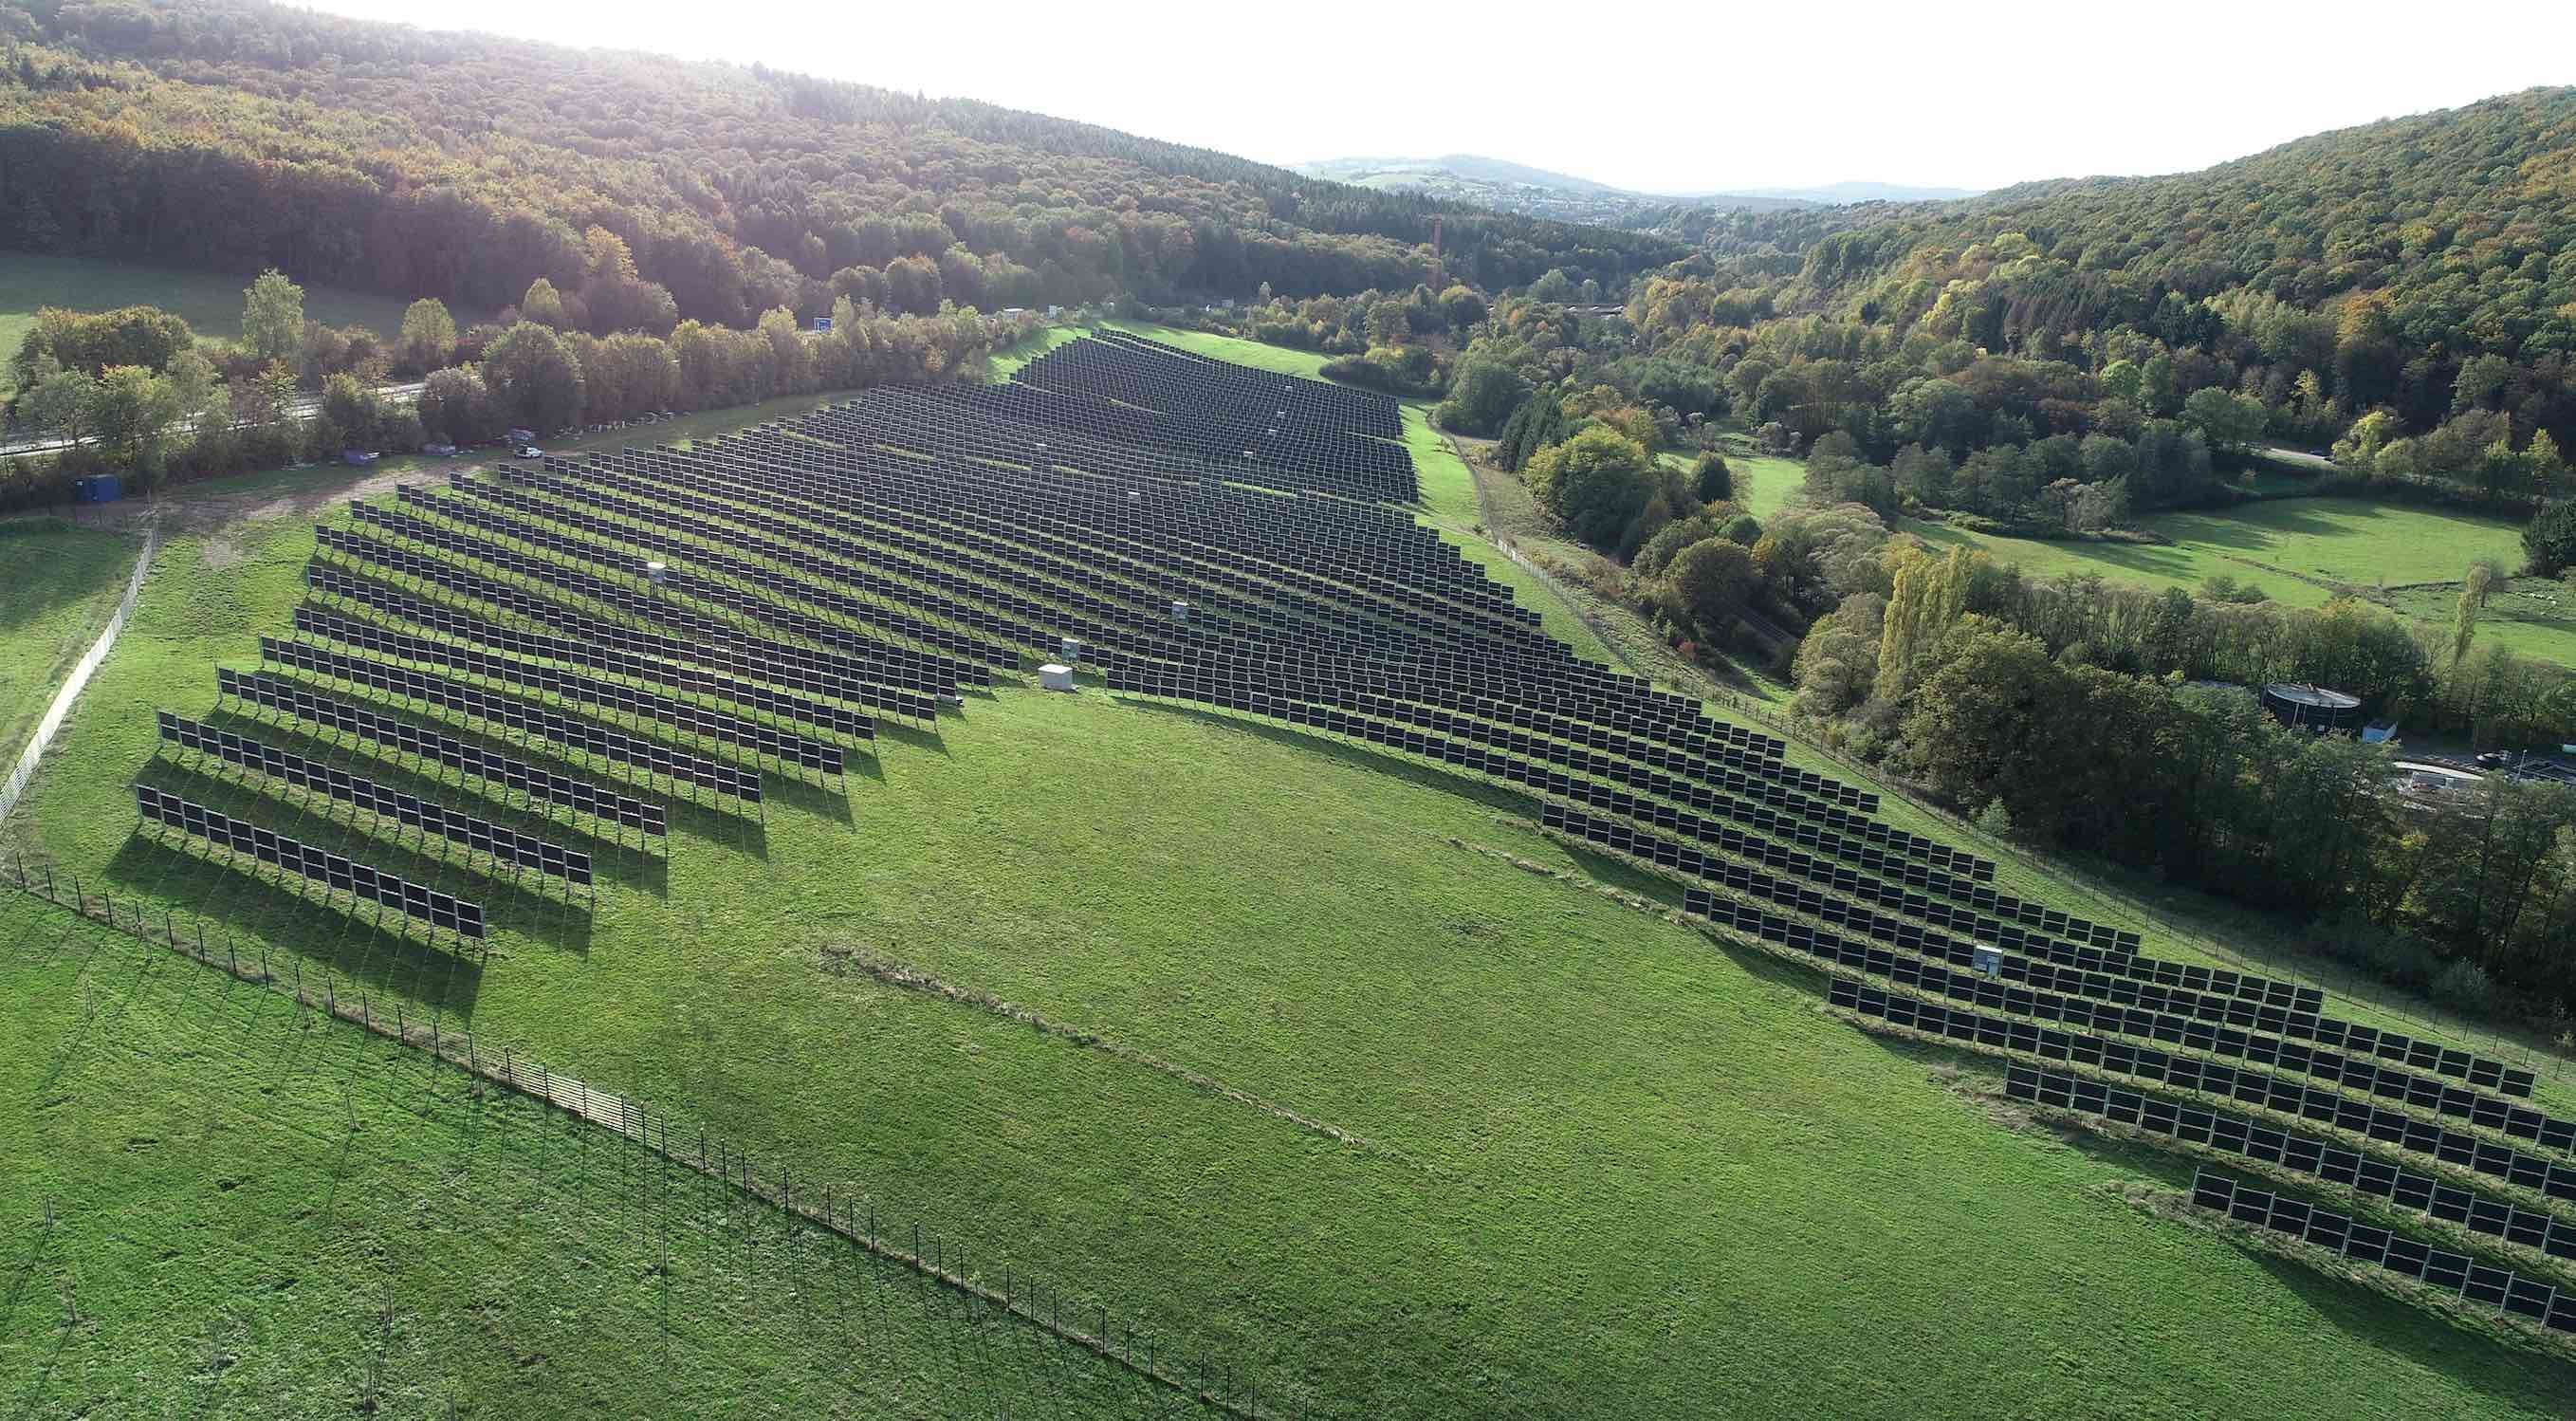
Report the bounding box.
[820,941,1446,1177]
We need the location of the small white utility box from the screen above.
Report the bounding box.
[1040,663,1076,692]
[1972,944,2004,979]
[1170,600,1191,621]
[1058,637,1082,663]
[646,561,668,586]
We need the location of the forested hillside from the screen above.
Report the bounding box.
[1643,88,2576,460]
[0,0,1678,322]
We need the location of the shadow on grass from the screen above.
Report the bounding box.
[244,671,769,858]
[2242,1250,2576,1407]
[138,755,590,943]
[106,831,488,1015]
[1555,840,1696,909]
[764,766,853,826]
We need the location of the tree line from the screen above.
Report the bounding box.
[0,268,1032,511]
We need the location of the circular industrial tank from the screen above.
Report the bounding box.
[2262,682,2362,732]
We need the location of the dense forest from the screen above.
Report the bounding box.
[0,0,1678,323]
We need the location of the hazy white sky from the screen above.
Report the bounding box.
[304,0,2576,193]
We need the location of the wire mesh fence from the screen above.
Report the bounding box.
[0,522,156,826]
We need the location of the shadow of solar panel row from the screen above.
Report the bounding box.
[385,485,1020,672]
[773,409,1459,614]
[305,562,956,723]
[957,378,1414,494]
[2004,1061,2576,1270]
[256,637,760,804]
[361,495,1017,675]
[479,468,1306,674]
[2188,1171,2575,1327]
[1030,331,1403,439]
[2006,1052,2573,1214]
[311,551,929,726]
[1003,338,1410,498]
[433,478,1040,685]
[320,520,989,693]
[287,609,853,775]
[157,710,592,889]
[735,403,1514,622]
[544,449,1542,654]
[1825,973,2575,1179]
[301,568,908,737]
[215,668,664,838]
[135,783,487,942]
[620,439,1543,658]
[1872,995,2576,1235]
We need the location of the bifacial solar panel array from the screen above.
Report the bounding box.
[2189,1170,2576,1329]
[136,783,486,942]
[158,711,594,891]
[993,333,1414,501]
[1839,981,2574,1190]
[216,668,664,840]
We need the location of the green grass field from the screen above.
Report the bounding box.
[0,252,438,386]
[1904,498,2554,659]
[5,448,2574,1415]
[0,896,1167,1419]
[0,520,138,753]
[1910,498,2522,600]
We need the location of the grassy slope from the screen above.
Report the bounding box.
[0,896,1163,1420]
[5,475,2572,1414]
[0,253,442,391]
[0,521,136,752]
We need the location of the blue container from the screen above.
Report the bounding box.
[73,474,123,504]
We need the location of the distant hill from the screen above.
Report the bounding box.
[1720,180,1983,204]
[1295,156,1981,227]
[1774,86,2576,437]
